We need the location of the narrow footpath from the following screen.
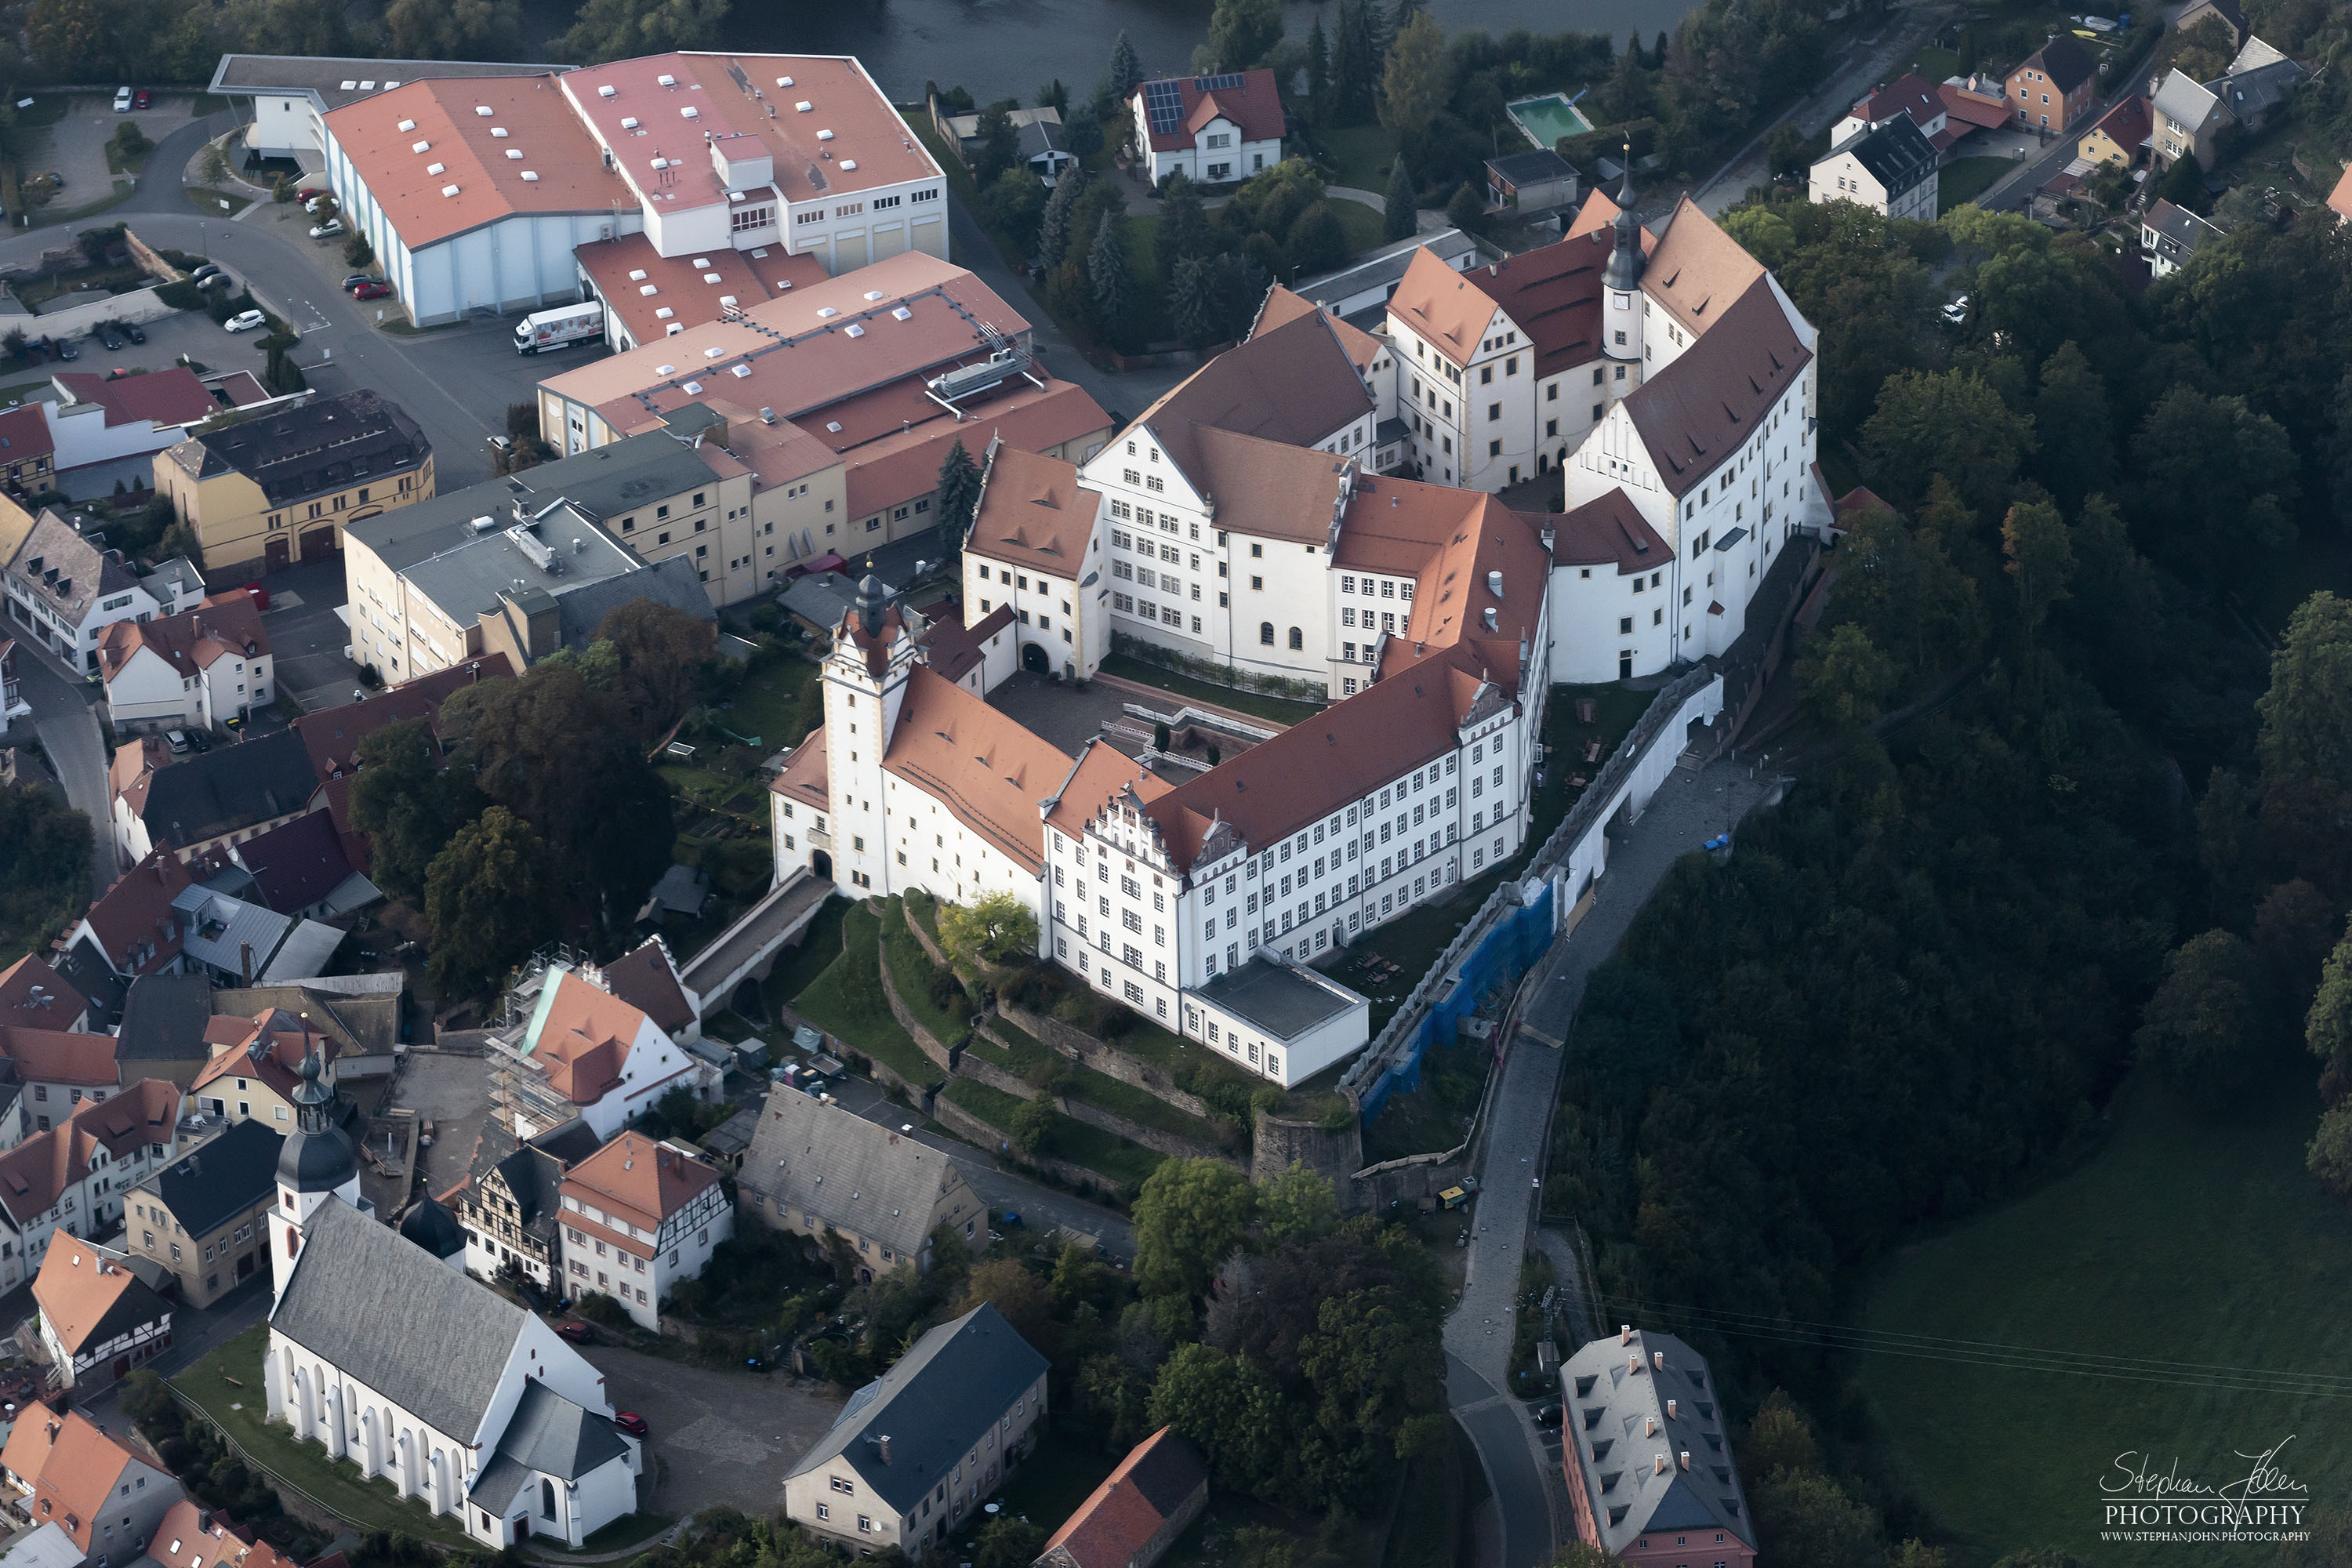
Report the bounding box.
[1440,757,1777,1568]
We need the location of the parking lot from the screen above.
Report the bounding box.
[15,92,207,219]
[580,1341,844,1517]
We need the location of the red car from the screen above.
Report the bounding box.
[296,187,328,203]
[132,89,151,111]
[350,281,392,300]
[613,1412,649,1437]
[554,1321,592,1344]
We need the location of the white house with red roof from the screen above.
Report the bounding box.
[43,369,223,474]
[554,1130,728,1329]
[1832,72,1949,146]
[1127,70,1284,186]
[0,1409,182,1568]
[495,964,713,1140]
[96,591,273,735]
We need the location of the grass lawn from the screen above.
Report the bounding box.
[539,1512,677,1556]
[1099,652,1324,725]
[720,653,820,750]
[790,903,943,1089]
[1329,196,1386,257]
[173,1325,470,1544]
[1907,44,1963,83]
[1857,1068,2352,1566]
[1940,156,2013,214]
[989,1427,1120,1540]
[943,1075,1164,1192]
[764,894,848,1019]
[880,896,973,1048]
[1320,123,1403,194]
[1091,1007,1264,1099]
[186,188,250,216]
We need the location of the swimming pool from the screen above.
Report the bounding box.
[1506,93,1595,151]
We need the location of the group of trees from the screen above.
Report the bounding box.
[0,779,89,972]
[347,601,717,1000]
[1530,176,2352,1562]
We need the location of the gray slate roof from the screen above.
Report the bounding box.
[137,728,314,848]
[1835,116,1937,196]
[270,1196,526,1443]
[168,391,429,508]
[133,1118,284,1238]
[1194,956,1359,1041]
[6,513,142,631]
[1560,1328,1750,1555]
[2154,69,2222,136]
[741,1085,961,1258]
[786,1303,1047,1515]
[114,971,214,1069]
[470,1380,630,1504]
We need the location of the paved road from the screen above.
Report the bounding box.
[824,1073,1136,1261]
[1440,759,1775,1568]
[12,646,116,896]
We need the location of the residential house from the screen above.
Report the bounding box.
[1127,70,1283,185]
[341,434,724,676]
[782,1302,1048,1559]
[55,850,196,991]
[1034,1427,1210,1568]
[0,1410,183,1568]
[313,52,946,326]
[2151,69,2224,169]
[0,406,56,496]
[165,885,344,989]
[2078,95,2152,169]
[1559,1327,1754,1568]
[1294,226,1484,321]
[0,1080,187,1293]
[0,640,26,724]
[154,391,434,581]
[223,809,377,920]
[1809,116,1939,220]
[3,512,169,676]
[556,1130,730,1329]
[449,1120,585,1290]
[291,655,515,871]
[594,939,700,1042]
[111,972,216,1088]
[1933,78,2016,152]
[111,728,316,866]
[2143,198,2224,277]
[42,370,223,477]
[125,1116,282,1306]
[0,956,88,1035]
[140,1499,296,1568]
[738,1086,982,1277]
[1832,73,1948,146]
[2174,0,2249,50]
[96,593,273,735]
[942,106,1073,187]
[264,1103,642,1550]
[533,252,1111,564]
[189,1000,371,1128]
[0,1027,121,1134]
[1483,150,1580,215]
[2005,35,2097,132]
[492,963,713,1140]
[2209,36,2303,136]
[961,442,1108,682]
[32,1236,172,1391]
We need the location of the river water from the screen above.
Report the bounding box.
[524,0,1703,105]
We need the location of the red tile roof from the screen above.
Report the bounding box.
[880,664,1073,875]
[0,1025,119,1087]
[1549,487,1669,573]
[74,848,194,977]
[967,445,1101,579]
[0,1410,151,1552]
[0,404,55,462]
[33,1236,160,1355]
[53,368,219,430]
[1850,72,1941,127]
[561,1130,719,1240]
[0,954,85,1032]
[191,1014,346,1098]
[1938,83,2014,131]
[574,232,828,346]
[97,591,268,684]
[597,940,695,1034]
[293,655,514,784]
[530,970,653,1106]
[1132,69,1283,154]
[1621,276,1812,497]
[1039,1426,1208,1568]
[2081,94,2152,156]
[771,724,829,814]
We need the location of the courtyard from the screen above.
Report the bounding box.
[580,1340,845,1519]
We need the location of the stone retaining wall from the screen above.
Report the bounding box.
[955,1046,1035,1100]
[998,1000,1217,1119]
[931,1094,1105,1192]
[874,911,961,1074]
[904,899,952,967]
[1252,1107,1367,1204]
[1054,1094,1232,1163]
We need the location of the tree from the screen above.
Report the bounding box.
[971,1517,1046,1568]
[1444,181,1484,236]
[2134,929,2263,1100]
[1742,1389,1820,1479]
[2155,149,2205,212]
[555,0,728,64]
[1158,173,1211,272]
[0,782,89,977]
[1258,1162,1338,1243]
[2000,499,2074,635]
[2031,341,2114,511]
[2255,593,2352,900]
[347,717,475,905]
[1378,11,1448,135]
[960,1258,1057,1352]
[935,437,982,540]
[198,140,228,185]
[2308,920,2352,1087]
[1168,254,1218,349]
[1305,10,1332,120]
[2254,880,2338,1023]
[2311,1106,2352,1200]
[1132,1157,1258,1301]
[972,102,1020,185]
[423,807,556,999]
[386,0,523,60]
[1284,201,1348,276]
[1719,205,1795,270]
[937,891,1039,967]
[1087,211,1134,332]
[1762,121,1806,180]
[595,599,717,748]
[1383,154,1417,241]
[2129,387,2298,582]
[1749,1469,1882,1568]
[1009,1090,1054,1156]
[1146,1343,1289,1490]
[980,167,1049,252]
[1796,624,1893,730]
[1035,168,1087,270]
[1860,368,2036,518]
[1206,0,1283,73]
[343,234,375,268]
[1110,31,1145,99]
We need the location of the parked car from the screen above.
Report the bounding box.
[244,586,270,612]
[189,263,221,281]
[488,434,513,452]
[184,728,209,753]
[613,1412,649,1437]
[351,281,392,300]
[197,274,230,291]
[165,729,190,755]
[1941,295,1969,325]
[554,1321,593,1344]
[132,89,151,110]
[309,218,343,239]
[295,187,328,203]
[340,273,375,291]
[51,336,77,361]
[122,321,144,344]
[1532,1402,1564,1428]
[112,86,132,113]
[223,310,266,333]
[95,324,122,350]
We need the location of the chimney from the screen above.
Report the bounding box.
[1667,1398,1677,1419]
[1486,568,1503,597]
[877,1435,892,1464]
[1653,1454,1668,1475]
[241,942,253,984]
[1628,1354,1640,1374]
[1653,1351,1665,1371]
[1644,1415,1657,1436]
[197,1512,211,1535]
[1679,1450,1691,1472]
[1482,607,1497,632]
[1621,1325,1632,1345]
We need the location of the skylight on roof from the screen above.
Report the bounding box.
[681,106,699,119]
[718,295,738,307]
[491,127,508,137]
[521,170,539,182]
[682,379,702,394]
[655,364,676,375]
[825,421,842,432]
[426,162,445,175]
[817,129,834,141]
[691,257,710,267]
[655,307,673,318]
[506,150,522,160]
[845,324,865,337]
[339,80,358,90]
[397,119,416,132]
[598,84,616,97]
[795,100,812,112]
[891,306,912,321]
[638,284,659,296]
[628,269,648,281]
[840,159,857,171]
[817,307,837,318]
[359,80,376,90]
[776,75,794,87]
[441,184,461,197]
[730,364,752,378]
[703,346,724,358]
[412,140,430,153]
[620,115,639,129]
[475,105,492,116]
[702,271,721,283]
[862,290,884,301]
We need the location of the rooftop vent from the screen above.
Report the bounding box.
[863,290,885,301]
[505,150,522,160]
[627,268,648,281]
[651,158,670,170]
[656,74,676,88]
[730,363,752,377]
[759,408,776,423]
[521,171,538,180]
[717,294,738,307]
[795,100,812,112]
[597,85,616,98]
[491,127,507,137]
[681,106,699,119]
[426,162,446,175]
[816,129,834,141]
[817,306,837,318]
[702,271,721,283]
[620,116,639,129]
[441,183,461,197]
[891,306,912,321]
[776,75,794,87]
[682,379,703,394]
[845,323,865,337]
[411,140,430,153]
[397,118,416,132]
[638,284,659,296]
[840,159,857,170]
[655,365,676,375]
[475,105,492,117]
[665,322,682,335]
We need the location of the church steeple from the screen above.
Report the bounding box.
[272,1021,361,1305]
[855,561,887,638]
[1604,145,1646,293]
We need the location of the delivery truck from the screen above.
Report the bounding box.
[514,302,605,354]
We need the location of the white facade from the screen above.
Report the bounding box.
[557,1171,731,1331]
[964,552,1111,682]
[101,641,273,733]
[4,574,167,677]
[1129,103,1280,185]
[42,399,205,476]
[1808,141,1938,220]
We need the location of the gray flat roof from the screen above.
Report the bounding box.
[209,53,569,114]
[1297,228,1483,308]
[1196,958,1361,1041]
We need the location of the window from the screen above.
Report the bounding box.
[1259,622,1275,645]
[1287,626,1302,650]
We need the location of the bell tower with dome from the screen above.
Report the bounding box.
[270,1035,365,1304]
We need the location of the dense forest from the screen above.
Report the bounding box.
[1543,151,2352,1561]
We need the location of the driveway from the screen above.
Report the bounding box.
[9,648,116,896]
[390,1050,496,1206]
[251,557,363,711]
[579,1341,844,1516]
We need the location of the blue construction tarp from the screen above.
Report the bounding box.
[1359,878,1555,1124]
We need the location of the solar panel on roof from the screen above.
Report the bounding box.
[1143,79,1183,135]
[1193,73,1246,92]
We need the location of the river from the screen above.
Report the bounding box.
[521,0,1705,104]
